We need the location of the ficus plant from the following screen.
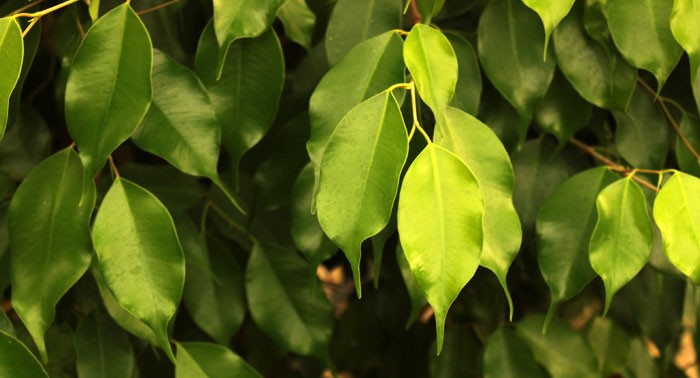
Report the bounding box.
[2,0,700,376]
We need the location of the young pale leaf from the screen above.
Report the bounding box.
[589,177,653,315]
[8,148,94,362]
[396,244,427,328]
[671,0,700,80]
[397,144,484,355]
[75,310,134,378]
[607,0,682,90]
[0,331,48,378]
[445,32,481,115]
[317,91,408,297]
[521,0,575,55]
[245,242,333,362]
[435,107,521,319]
[176,342,262,378]
[534,72,592,145]
[0,17,23,141]
[92,178,185,362]
[586,317,632,376]
[277,0,316,51]
[675,115,700,177]
[324,0,402,66]
[65,4,153,177]
[478,0,555,132]
[404,24,457,114]
[536,167,618,325]
[653,172,700,283]
[483,328,543,378]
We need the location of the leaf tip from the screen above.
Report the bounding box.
[434,311,446,356]
[542,301,557,335]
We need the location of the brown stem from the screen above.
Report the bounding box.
[408,0,421,25]
[138,0,180,15]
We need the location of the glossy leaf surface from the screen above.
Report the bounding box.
[671,0,700,80]
[521,0,575,53]
[278,0,316,51]
[483,327,543,378]
[75,311,134,378]
[176,342,262,378]
[0,17,23,140]
[0,331,48,378]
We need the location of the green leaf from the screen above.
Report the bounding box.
[7,19,40,129]
[8,148,94,362]
[176,342,262,378]
[671,0,700,81]
[521,0,575,56]
[65,4,153,176]
[536,167,618,323]
[317,91,407,297]
[586,317,631,376]
[429,328,480,377]
[0,106,51,181]
[0,17,22,141]
[370,210,395,288]
[404,24,457,114]
[92,178,185,362]
[552,1,636,110]
[516,314,598,378]
[416,0,446,24]
[396,244,427,328]
[675,114,700,177]
[589,177,653,315]
[245,242,333,361]
[324,0,402,66]
[483,327,543,378]
[435,106,521,319]
[607,0,682,90]
[653,171,700,283]
[478,0,555,133]
[397,143,484,355]
[277,0,316,51]
[0,331,48,378]
[534,71,592,145]
[0,310,13,336]
[445,32,481,115]
[120,164,205,211]
[625,337,659,378]
[75,310,134,378]
[89,0,100,21]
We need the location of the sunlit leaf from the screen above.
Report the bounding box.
[277,0,316,51]
[521,0,575,55]
[0,17,22,141]
[445,32,481,115]
[176,342,262,378]
[483,327,543,378]
[670,0,700,81]
[75,310,134,378]
[0,331,48,378]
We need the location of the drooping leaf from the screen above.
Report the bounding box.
[397,143,484,354]
[7,19,39,129]
[586,317,631,376]
[396,244,427,328]
[324,0,402,66]
[670,0,700,81]
[176,342,262,378]
[88,0,100,21]
[92,178,185,362]
[0,17,23,141]
[589,177,653,315]
[245,242,333,362]
[75,310,134,378]
[534,71,592,145]
[65,4,153,177]
[8,148,94,362]
[653,172,700,283]
[404,24,457,114]
[445,32,481,115]
[0,106,51,181]
[278,0,316,51]
[0,331,48,378]
[428,328,480,377]
[521,0,575,55]
[435,107,521,319]
[483,327,543,378]
[607,0,682,90]
[675,114,700,177]
[317,91,407,297]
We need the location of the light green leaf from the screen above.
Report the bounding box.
[536,167,618,324]
[0,331,48,378]
[0,17,23,141]
[483,327,543,378]
[277,0,316,51]
[176,342,262,378]
[317,91,407,297]
[552,1,636,110]
[607,0,682,90]
[586,317,631,376]
[435,106,521,319]
[521,0,575,55]
[534,71,592,145]
[397,143,484,355]
[478,0,555,134]
[7,18,39,130]
[92,178,185,362]
[245,242,333,361]
[671,0,700,81]
[89,0,100,21]
[396,244,427,328]
[445,32,481,115]
[653,171,700,283]
[65,4,153,177]
[8,148,94,362]
[589,177,653,315]
[324,0,402,66]
[75,310,134,378]
[675,114,700,177]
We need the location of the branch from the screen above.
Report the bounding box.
[408,0,421,25]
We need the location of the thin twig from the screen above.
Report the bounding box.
[7,0,45,16]
[408,0,421,25]
[13,0,78,18]
[137,0,179,15]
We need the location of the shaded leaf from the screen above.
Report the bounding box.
[0,331,48,378]
[7,19,39,129]
[483,327,543,378]
[534,71,592,145]
[0,106,51,181]
[0,17,22,140]
[416,0,446,23]
[75,310,134,378]
[586,317,631,376]
[278,0,316,51]
[120,164,205,211]
[445,32,481,115]
[670,0,700,81]
[0,310,13,336]
[396,244,427,328]
[176,342,262,378]
[429,328,480,377]
[521,0,575,54]
[624,337,658,378]
[676,114,700,177]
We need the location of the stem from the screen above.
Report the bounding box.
[408,0,421,25]
[21,17,40,37]
[13,0,78,18]
[8,0,45,16]
[407,81,432,144]
[138,0,179,15]
[107,156,120,179]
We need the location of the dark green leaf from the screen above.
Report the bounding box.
[176,342,262,378]
[0,331,48,378]
[670,0,700,81]
[483,327,543,378]
[278,0,316,51]
[396,244,426,328]
[676,114,700,177]
[416,0,446,24]
[120,164,205,211]
[534,71,592,145]
[445,32,481,115]
[0,17,22,140]
[0,310,13,336]
[586,317,631,376]
[75,310,134,378]
[7,19,39,129]
[429,328,480,377]
[625,337,658,378]
[0,106,51,181]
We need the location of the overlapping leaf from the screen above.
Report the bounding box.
[675,115,700,177]
[0,331,48,378]
[534,71,592,145]
[445,32,481,115]
[176,342,262,378]
[670,0,700,81]
[0,17,22,140]
[75,310,134,378]
[521,0,575,54]
[415,0,446,23]
[277,0,316,51]
[586,317,631,376]
[483,328,543,378]
[396,244,427,328]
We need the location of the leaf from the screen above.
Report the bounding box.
[176,342,262,378]
[8,148,94,362]
[65,4,152,177]
[589,177,653,315]
[607,0,682,90]
[396,244,427,328]
[75,310,134,378]
[552,1,637,110]
[536,167,618,324]
[7,19,40,129]
[478,0,555,133]
[92,178,185,362]
[245,242,334,361]
[434,106,522,319]
[416,0,446,24]
[445,32,481,115]
[516,314,598,378]
[0,310,13,336]
[534,71,592,145]
[317,91,408,297]
[586,317,631,376]
[404,24,457,114]
[324,0,402,66]
[670,0,700,81]
[89,0,100,21]
[0,106,52,181]
[653,172,700,283]
[370,210,395,288]
[625,337,659,378]
[277,0,316,51]
[483,327,543,378]
[675,114,700,177]
[428,328,480,377]
[120,164,205,211]
[520,0,575,57]
[0,17,22,141]
[0,331,48,378]
[397,143,484,354]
